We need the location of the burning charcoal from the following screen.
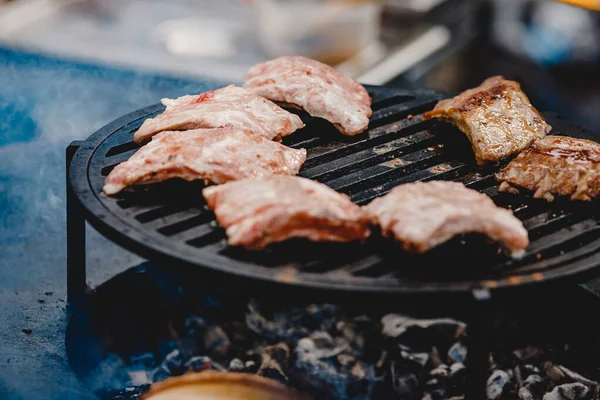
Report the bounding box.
[184,356,213,373]
[430,364,450,379]
[519,387,535,400]
[257,343,290,383]
[423,390,450,400]
[151,364,171,383]
[401,350,430,370]
[157,340,178,359]
[337,354,355,369]
[245,360,258,373]
[448,363,466,395]
[381,314,414,338]
[184,316,206,338]
[292,337,377,400]
[203,326,231,360]
[524,374,546,398]
[163,349,185,374]
[542,383,589,400]
[514,346,542,363]
[448,342,467,364]
[304,303,341,331]
[391,361,419,396]
[487,370,510,400]
[129,353,156,369]
[228,358,245,372]
[128,370,151,386]
[382,316,466,354]
[544,362,598,387]
[296,335,345,361]
[522,364,541,378]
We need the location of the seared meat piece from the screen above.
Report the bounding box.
[424,76,551,165]
[134,85,304,143]
[103,128,307,195]
[364,181,529,257]
[496,135,600,202]
[202,176,371,249]
[243,56,372,136]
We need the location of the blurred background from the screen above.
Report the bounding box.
[0,0,599,130]
[0,2,599,398]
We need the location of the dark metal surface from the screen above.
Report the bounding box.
[68,85,600,297]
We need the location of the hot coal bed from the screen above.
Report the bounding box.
[67,264,600,400]
[66,86,600,399]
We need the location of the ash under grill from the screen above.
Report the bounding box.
[68,86,600,295]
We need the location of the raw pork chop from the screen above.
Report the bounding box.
[203,176,371,249]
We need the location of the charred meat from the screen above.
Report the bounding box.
[424,76,551,165]
[243,56,372,136]
[364,181,529,257]
[104,128,307,195]
[496,135,600,202]
[134,85,304,143]
[202,176,371,249]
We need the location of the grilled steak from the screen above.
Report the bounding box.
[496,135,600,202]
[243,56,372,136]
[104,128,307,195]
[364,181,529,257]
[424,76,551,165]
[203,176,371,249]
[133,85,304,143]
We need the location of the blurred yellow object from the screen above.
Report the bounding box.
[554,0,600,10]
[142,371,311,400]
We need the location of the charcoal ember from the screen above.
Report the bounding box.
[203,326,231,360]
[382,315,466,353]
[514,346,542,363]
[542,383,589,400]
[303,303,342,331]
[228,358,245,372]
[525,374,545,391]
[487,370,511,400]
[391,361,419,396]
[292,338,377,400]
[423,389,449,400]
[157,340,178,359]
[129,353,156,369]
[151,364,171,383]
[522,364,541,378]
[336,315,378,356]
[184,356,213,372]
[245,360,258,373]
[297,334,346,361]
[429,347,444,368]
[543,362,598,387]
[163,349,185,374]
[426,365,451,393]
[518,387,534,400]
[183,316,206,339]
[447,363,466,396]
[246,301,343,343]
[448,342,467,364]
[257,343,290,383]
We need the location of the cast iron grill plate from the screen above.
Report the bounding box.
[69,86,600,295]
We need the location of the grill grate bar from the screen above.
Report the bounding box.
[352,160,470,205]
[324,145,446,193]
[300,130,437,181]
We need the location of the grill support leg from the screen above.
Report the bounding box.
[465,288,492,400]
[66,141,87,310]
